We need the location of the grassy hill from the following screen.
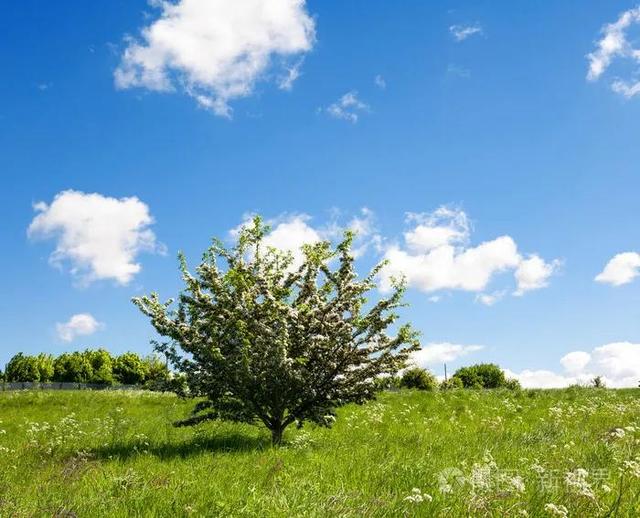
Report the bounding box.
[1,388,639,517]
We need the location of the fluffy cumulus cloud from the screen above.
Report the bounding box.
[324,91,369,123]
[410,342,484,368]
[514,255,561,295]
[587,7,640,97]
[560,351,592,374]
[115,0,316,116]
[449,24,483,42]
[503,368,577,390]
[508,342,640,388]
[260,214,322,268]
[231,208,378,269]
[28,190,161,286]
[595,252,640,286]
[379,207,559,302]
[56,313,103,342]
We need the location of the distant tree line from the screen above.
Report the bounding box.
[380,363,522,391]
[0,350,173,388]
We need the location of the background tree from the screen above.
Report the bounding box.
[440,376,464,390]
[400,367,438,391]
[133,217,419,445]
[452,363,519,389]
[86,349,115,385]
[53,352,93,383]
[142,355,170,390]
[5,353,40,382]
[34,353,54,382]
[113,352,148,385]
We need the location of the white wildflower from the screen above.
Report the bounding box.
[510,476,526,493]
[404,487,432,503]
[531,463,546,475]
[610,428,626,439]
[544,503,569,517]
[622,458,640,478]
[565,468,595,499]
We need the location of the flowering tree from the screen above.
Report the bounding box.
[133,217,419,445]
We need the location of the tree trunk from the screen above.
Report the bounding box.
[271,424,284,446]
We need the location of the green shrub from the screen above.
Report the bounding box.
[35,354,55,382]
[440,377,464,390]
[400,367,438,391]
[5,353,41,382]
[113,352,148,385]
[373,375,400,391]
[504,378,522,390]
[452,363,519,390]
[86,349,114,385]
[53,352,93,383]
[452,363,506,389]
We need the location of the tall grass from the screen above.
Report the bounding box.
[1,388,639,516]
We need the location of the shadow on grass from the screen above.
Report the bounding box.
[91,433,270,461]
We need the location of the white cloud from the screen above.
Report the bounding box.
[325,91,369,123]
[374,74,386,89]
[28,190,161,286]
[379,207,559,300]
[476,291,506,306]
[514,255,561,296]
[56,313,103,342]
[449,24,483,42]
[504,368,578,389]
[560,351,591,374]
[262,214,322,269]
[278,59,304,91]
[612,78,640,98]
[595,252,640,286]
[115,0,316,117]
[509,342,640,388]
[404,207,470,252]
[587,7,640,97]
[231,208,378,269]
[411,342,484,368]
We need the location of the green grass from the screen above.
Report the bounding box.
[1,388,640,517]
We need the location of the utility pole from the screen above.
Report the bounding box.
[444,363,448,382]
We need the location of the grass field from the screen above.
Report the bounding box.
[1,388,640,517]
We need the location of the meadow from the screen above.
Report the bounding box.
[1,388,639,517]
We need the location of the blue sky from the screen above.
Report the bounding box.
[2,1,640,387]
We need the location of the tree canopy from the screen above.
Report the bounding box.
[3,349,168,387]
[133,217,419,445]
[452,363,520,389]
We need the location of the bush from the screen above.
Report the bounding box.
[452,363,518,389]
[35,354,55,382]
[113,352,148,385]
[373,375,400,391]
[440,377,464,390]
[85,349,114,385]
[4,349,160,386]
[400,367,438,391]
[504,378,522,391]
[53,352,93,383]
[5,353,41,382]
